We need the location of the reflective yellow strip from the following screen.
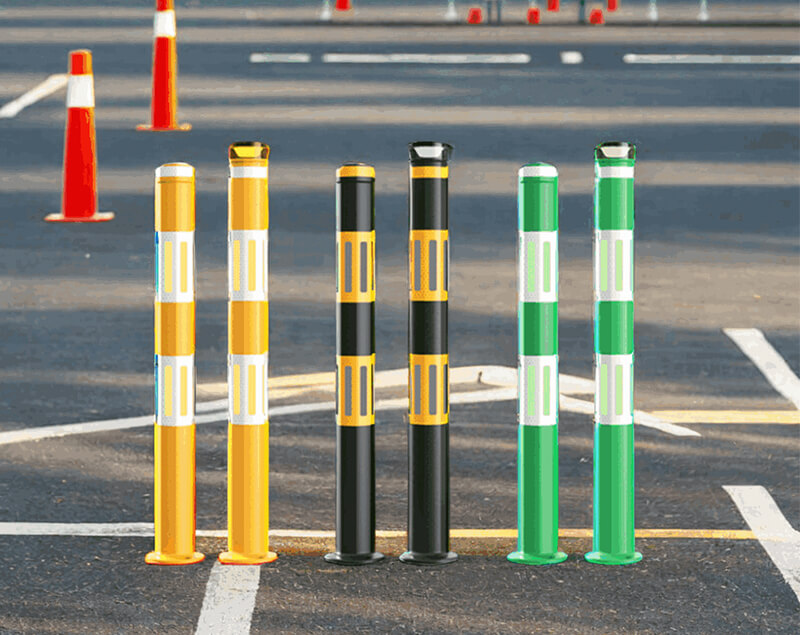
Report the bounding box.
[164,365,173,417]
[337,231,375,303]
[248,365,256,415]
[233,240,241,292]
[164,242,173,293]
[233,365,241,415]
[337,165,375,179]
[411,166,448,179]
[248,240,256,292]
[652,410,800,424]
[336,355,375,427]
[409,230,448,302]
[180,366,188,417]
[180,242,188,294]
[409,354,448,425]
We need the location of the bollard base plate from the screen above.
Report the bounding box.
[218,550,278,565]
[399,550,458,566]
[45,211,115,223]
[136,123,192,132]
[324,551,385,566]
[507,550,568,566]
[145,551,205,566]
[584,550,642,565]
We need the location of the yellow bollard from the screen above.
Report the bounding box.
[146,163,204,565]
[219,142,277,565]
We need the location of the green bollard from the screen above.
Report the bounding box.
[585,142,642,566]
[508,164,567,566]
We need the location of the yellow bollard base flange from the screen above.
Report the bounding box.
[218,550,278,565]
[145,551,205,566]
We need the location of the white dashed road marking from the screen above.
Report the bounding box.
[624,54,800,65]
[322,53,531,64]
[195,562,261,635]
[249,53,311,63]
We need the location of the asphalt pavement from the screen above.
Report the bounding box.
[0,2,798,633]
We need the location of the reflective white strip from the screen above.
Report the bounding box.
[519,231,558,303]
[156,231,195,303]
[66,75,94,109]
[156,164,194,179]
[519,355,558,426]
[518,165,557,178]
[156,354,195,427]
[594,229,633,302]
[229,354,268,425]
[596,165,634,179]
[228,230,268,302]
[154,10,177,38]
[230,166,268,179]
[595,353,633,425]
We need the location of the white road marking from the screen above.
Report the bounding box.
[624,54,800,65]
[249,52,311,63]
[724,328,800,409]
[724,485,800,602]
[322,53,531,64]
[0,365,695,444]
[195,562,261,635]
[0,73,67,118]
[560,51,583,65]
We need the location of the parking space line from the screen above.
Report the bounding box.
[724,486,800,602]
[724,328,800,409]
[0,73,68,118]
[322,53,531,64]
[653,410,800,424]
[249,52,311,63]
[623,54,800,65]
[195,561,260,635]
[560,51,583,65]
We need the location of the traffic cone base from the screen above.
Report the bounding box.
[45,211,114,223]
[136,123,192,132]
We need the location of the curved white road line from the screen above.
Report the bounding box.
[0,366,695,445]
[0,74,67,118]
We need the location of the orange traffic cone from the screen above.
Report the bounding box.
[589,7,605,23]
[527,7,541,23]
[335,0,352,10]
[467,7,483,23]
[137,0,190,131]
[547,0,560,11]
[45,50,113,223]
[607,0,619,11]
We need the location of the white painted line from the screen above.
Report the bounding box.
[249,52,311,64]
[0,365,692,444]
[195,562,261,635]
[0,73,68,118]
[560,51,583,65]
[322,53,531,64]
[0,522,155,537]
[724,328,800,409]
[724,485,800,602]
[624,54,800,65]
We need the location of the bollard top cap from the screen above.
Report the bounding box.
[69,50,92,75]
[519,163,557,178]
[156,0,174,11]
[156,162,194,179]
[337,163,375,179]
[595,141,635,161]
[408,141,453,166]
[229,141,270,162]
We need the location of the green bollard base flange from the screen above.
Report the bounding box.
[507,550,568,566]
[584,550,642,565]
